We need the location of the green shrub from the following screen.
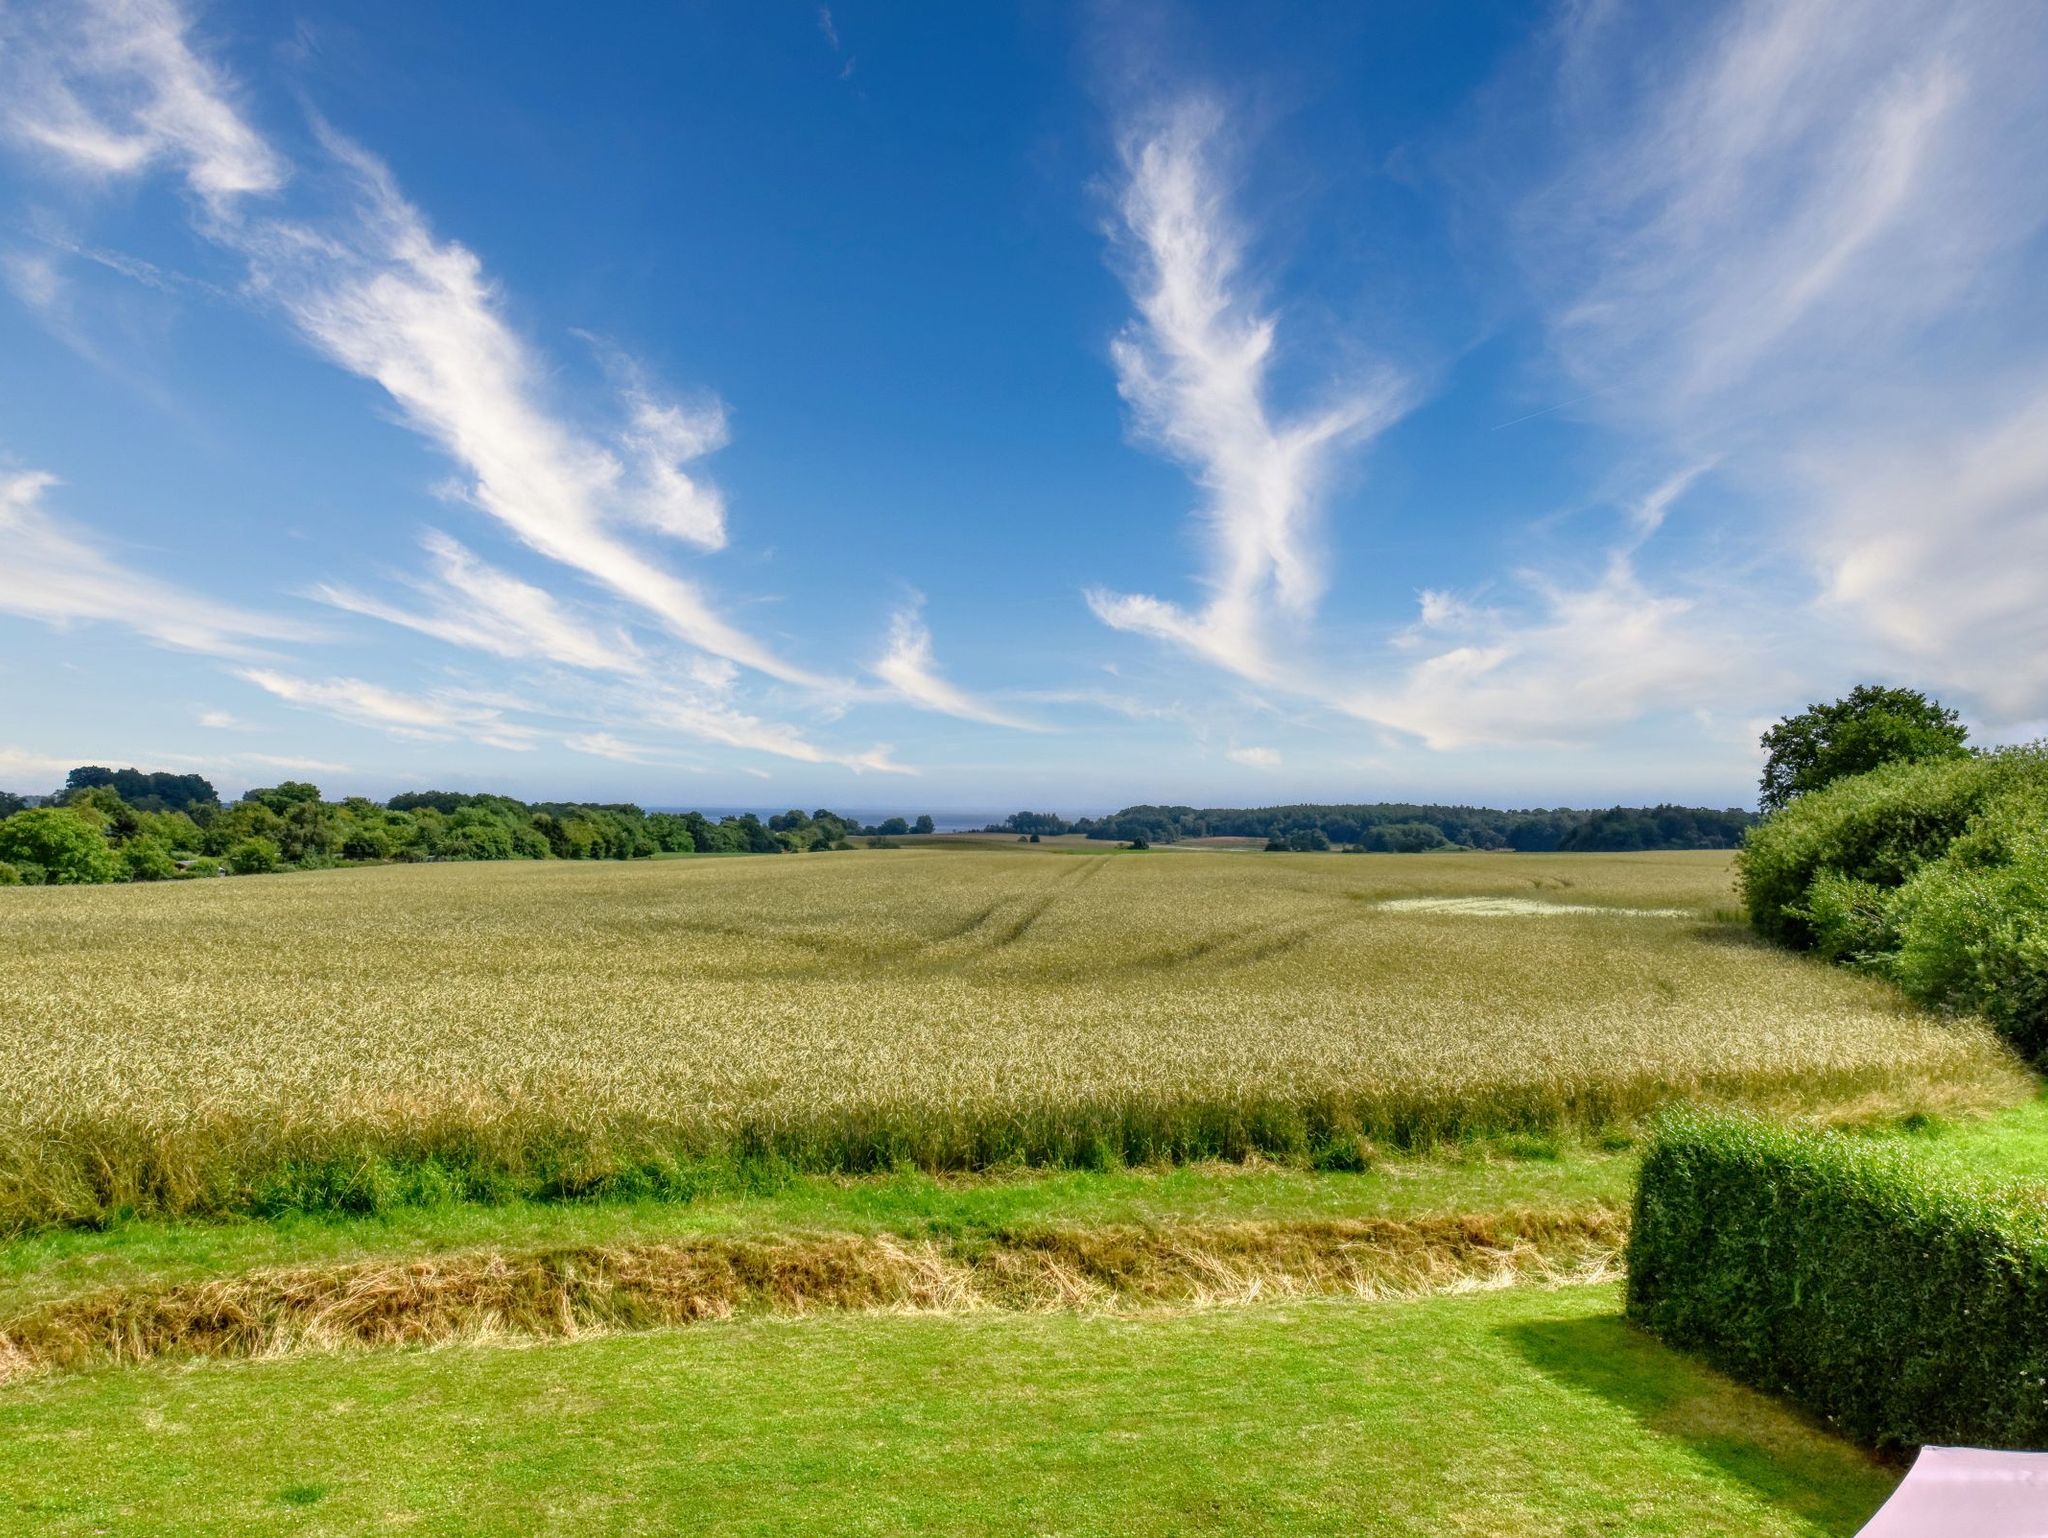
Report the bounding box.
[0,862,19,887]
[1627,1110,2048,1452]
[176,856,222,879]
[119,835,179,882]
[1740,747,2048,1057]
[226,837,282,875]
[0,807,120,885]
[1740,749,2043,947]
[1889,819,2048,1060]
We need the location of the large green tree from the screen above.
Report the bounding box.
[0,808,121,884]
[1758,685,1970,813]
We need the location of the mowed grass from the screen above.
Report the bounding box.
[0,1285,1893,1537]
[0,848,2025,1229]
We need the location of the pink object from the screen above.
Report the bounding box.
[1858,1447,2048,1537]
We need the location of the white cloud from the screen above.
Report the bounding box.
[242,130,819,683]
[563,732,668,765]
[0,0,286,210]
[1360,555,1746,752]
[613,388,730,549]
[1804,384,2048,717]
[1527,1,2045,440]
[0,0,953,777]
[0,469,308,657]
[3,0,828,690]
[235,668,542,752]
[1077,93,1745,759]
[0,746,78,786]
[1086,97,1408,683]
[873,600,1043,730]
[630,679,912,773]
[1518,0,2048,722]
[312,529,642,676]
[2,248,64,312]
[234,752,351,773]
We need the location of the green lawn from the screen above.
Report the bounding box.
[1883,1089,2048,1189]
[0,1284,1891,1537]
[0,1151,1634,1318]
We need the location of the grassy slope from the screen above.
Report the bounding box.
[0,1285,1892,1538]
[0,1153,1634,1316]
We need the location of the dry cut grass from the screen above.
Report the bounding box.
[0,848,2026,1228]
[0,1208,1624,1380]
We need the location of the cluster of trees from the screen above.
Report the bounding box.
[989,802,1757,852]
[0,767,944,886]
[1742,686,2046,1060]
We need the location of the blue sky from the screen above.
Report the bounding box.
[3,0,2046,812]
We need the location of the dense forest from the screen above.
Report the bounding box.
[988,802,1756,852]
[0,767,934,886]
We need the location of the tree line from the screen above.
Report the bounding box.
[0,768,941,885]
[987,802,1756,852]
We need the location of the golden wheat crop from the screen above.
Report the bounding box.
[0,847,2025,1228]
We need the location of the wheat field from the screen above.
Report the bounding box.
[0,847,2024,1228]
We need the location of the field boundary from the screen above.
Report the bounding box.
[10,1052,2020,1234]
[0,1208,1623,1382]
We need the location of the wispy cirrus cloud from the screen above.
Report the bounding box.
[1086,97,1408,684]
[1527,0,2041,441]
[1078,92,1735,757]
[872,599,1044,731]
[0,468,308,657]
[242,127,823,684]
[0,0,962,776]
[235,668,543,752]
[1515,0,2048,724]
[562,732,678,766]
[3,0,828,692]
[0,0,284,209]
[311,530,643,677]
[627,677,912,773]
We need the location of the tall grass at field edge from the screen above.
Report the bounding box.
[1,1062,2005,1232]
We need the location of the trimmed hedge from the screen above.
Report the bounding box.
[1627,1110,2048,1452]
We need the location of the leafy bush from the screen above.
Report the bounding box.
[1888,807,2048,1060]
[1627,1110,2048,1452]
[226,837,282,875]
[0,862,19,886]
[176,856,222,879]
[1740,750,2029,945]
[1739,747,2048,1056]
[119,835,179,882]
[0,807,120,885]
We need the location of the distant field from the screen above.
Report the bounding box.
[0,848,2024,1228]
